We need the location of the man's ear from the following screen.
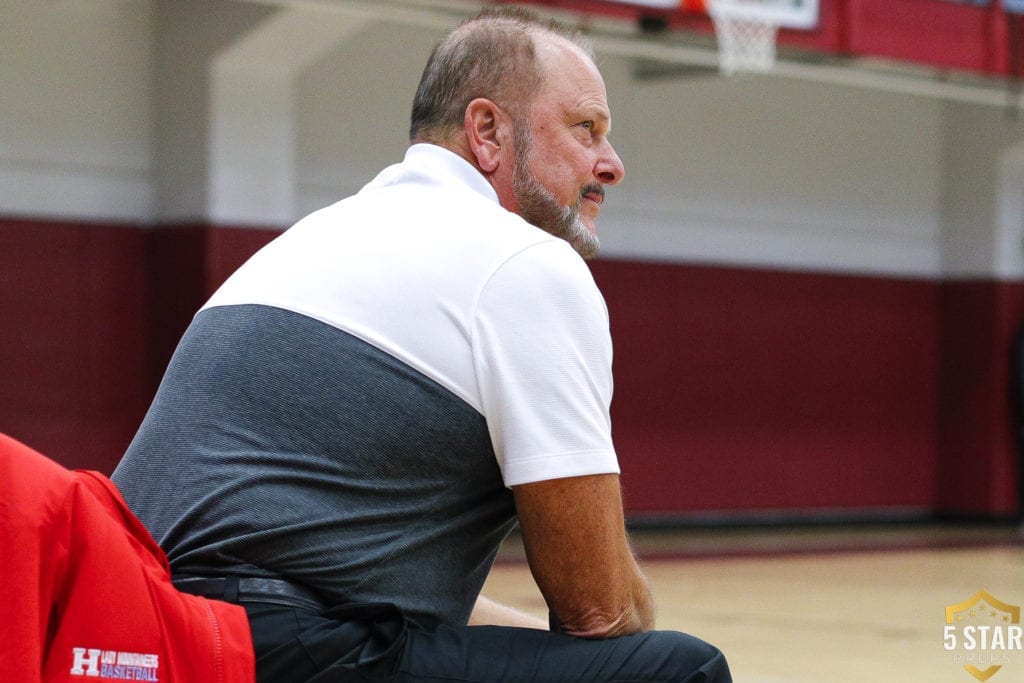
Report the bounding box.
[464,98,507,173]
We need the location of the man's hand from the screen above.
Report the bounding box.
[512,474,655,639]
[468,594,548,629]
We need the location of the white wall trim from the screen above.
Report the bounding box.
[0,160,152,222]
[993,142,1024,280]
[598,202,941,277]
[208,6,371,224]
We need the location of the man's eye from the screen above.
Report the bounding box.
[579,121,593,130]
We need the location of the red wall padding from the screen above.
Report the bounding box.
[0,219,151,472]
[1,219,1020,518]
[936,279,1024,517]
[522,0,1024,78]
[591,260,942,515]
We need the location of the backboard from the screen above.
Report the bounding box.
[615,0,820,30]
[709,0,818,30]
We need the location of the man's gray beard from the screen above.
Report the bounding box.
[511,126,600,260]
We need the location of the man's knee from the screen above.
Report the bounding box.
[643,630,731,683]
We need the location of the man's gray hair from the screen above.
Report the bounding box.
[409,6,593,143]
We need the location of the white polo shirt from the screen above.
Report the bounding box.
[204,143,620,486]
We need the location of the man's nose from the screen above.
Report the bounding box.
[595,141,625,186]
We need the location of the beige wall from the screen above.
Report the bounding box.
[1,0,1022,277]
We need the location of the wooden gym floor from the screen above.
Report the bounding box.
[484,523,1024,682]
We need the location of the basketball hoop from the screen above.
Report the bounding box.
[707,0,781,75]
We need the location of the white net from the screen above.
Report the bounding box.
[708,1,781,75]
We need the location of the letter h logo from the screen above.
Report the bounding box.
[70,648,101,677]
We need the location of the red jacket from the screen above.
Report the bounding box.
[0,433,255,682]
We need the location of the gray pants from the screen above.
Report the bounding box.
[243,601,731,683]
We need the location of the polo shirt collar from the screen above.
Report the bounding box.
[400,143,500,205]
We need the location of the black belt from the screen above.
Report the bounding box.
[173,575,328,613]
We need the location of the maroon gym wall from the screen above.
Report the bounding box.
[0,219,151,473]
[1,217,1020,519]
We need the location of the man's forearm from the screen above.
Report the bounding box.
[514,474,661,640]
